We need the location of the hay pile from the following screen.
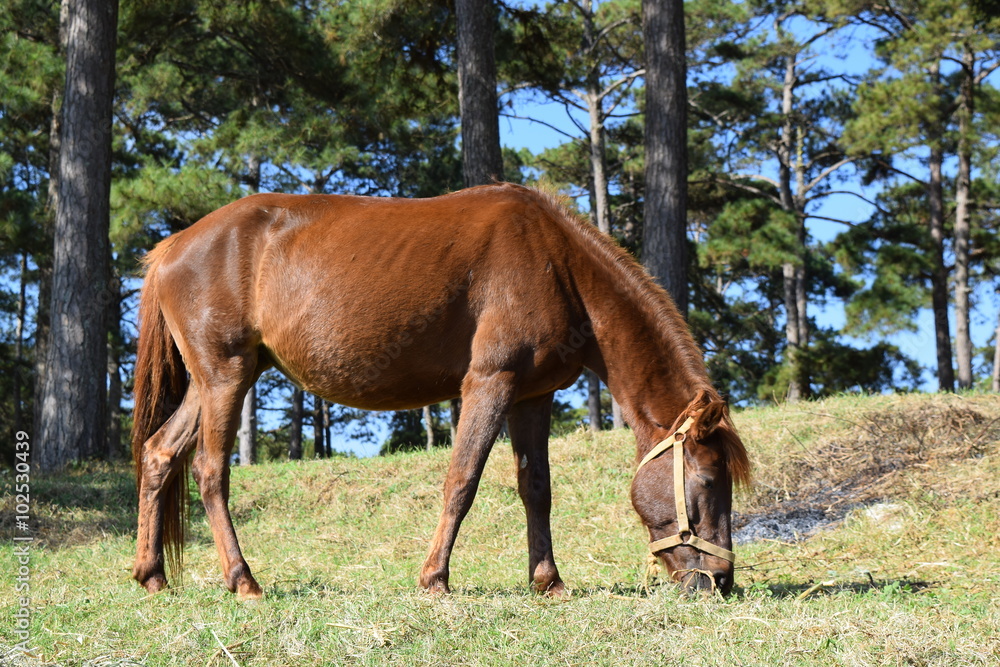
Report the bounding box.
[734,399,1000,544]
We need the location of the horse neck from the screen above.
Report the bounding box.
[580,272,711,446]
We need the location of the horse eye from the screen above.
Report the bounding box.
[698,475,714,490]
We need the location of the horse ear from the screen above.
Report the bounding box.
[689,391,727,439]
[687,390,752,488]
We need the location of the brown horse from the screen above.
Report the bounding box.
[131,183,751,599]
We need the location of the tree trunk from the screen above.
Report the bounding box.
[782,262,802,402]
[424,405,435,451]
[456,0,503,187]
[289,387,304,460]
[953,47,975,390]
[587,369,601,432]
[238,152,262,464]
[33,56,67,445]
[583,1,611,236]
[106,346,122,460]
[454,0,499,444]
[587,87,612,235]
[313,395,326,458]
[793,121,810,373]
[582,46,610,434]
[928,150,954,392]
[36,0,119,470]
[323,400,332,455]
[14,252,27,436]
[238,387,257,466]
[992,317,1000,392]
[926,61,955,392]
[778,55,807,402]
[642,0,688,316]
[449,398,461,445]
[611,397,623,429]
[105,268,123,460]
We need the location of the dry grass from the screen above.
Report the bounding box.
[733,393,1000,534]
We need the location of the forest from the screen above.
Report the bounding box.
[1,0,999,468]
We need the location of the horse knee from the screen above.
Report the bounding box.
[138,453,177,501]
[191,454,224,493]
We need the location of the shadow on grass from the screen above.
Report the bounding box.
[0,461,209,550]
[517,578,937,601]
[737,578,934,600]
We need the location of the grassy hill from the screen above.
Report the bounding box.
[2,392,999,665]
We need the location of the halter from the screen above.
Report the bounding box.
[635,414,736,564]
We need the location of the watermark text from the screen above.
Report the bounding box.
[11,430,32,653]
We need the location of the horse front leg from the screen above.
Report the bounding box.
[507,392,565,596]
[419,368,516,594]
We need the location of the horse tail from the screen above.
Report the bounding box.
[132,247,190,579]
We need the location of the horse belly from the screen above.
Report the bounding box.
[257,266,474,411]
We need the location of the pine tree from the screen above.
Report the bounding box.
[36,0,119,470]
[714,2,856,400]
[844,0,1000,391]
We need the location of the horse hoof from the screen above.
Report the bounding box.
[532,577,568,598]
[420,578,451,596]
[538,580,569,599]
[141,573,168,595]
[236,578,264,601]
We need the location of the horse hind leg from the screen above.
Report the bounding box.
[507,392,565,596]
[190,360,265,600]
[133,383,201,593]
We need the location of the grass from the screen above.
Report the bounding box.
[2,392,1000,665]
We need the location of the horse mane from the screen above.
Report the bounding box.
[719,415,753,488]
[515,184,709,386]
[502,184,752,486]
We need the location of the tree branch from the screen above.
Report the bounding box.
[597,68,645,104]
[499,113,582,142]
[975,61,1000,85]
[804,156,857,193]
[871,3,915,31]
[873,157,927,186]
[714,177,783,206]
[805,150,845,171]
[275,164,314,193]
[805,189,891,217]
[734,173,781,189]
[804,213,862,228]
[593,17,635,51]
[688,98,742,135]
[848,14,896,37]
[800,72,859,86]
[564,104,589,136]
[801,23,838,48]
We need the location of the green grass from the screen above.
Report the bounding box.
[2,392,1000,665]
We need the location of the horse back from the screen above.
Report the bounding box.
[149,186,590,409]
